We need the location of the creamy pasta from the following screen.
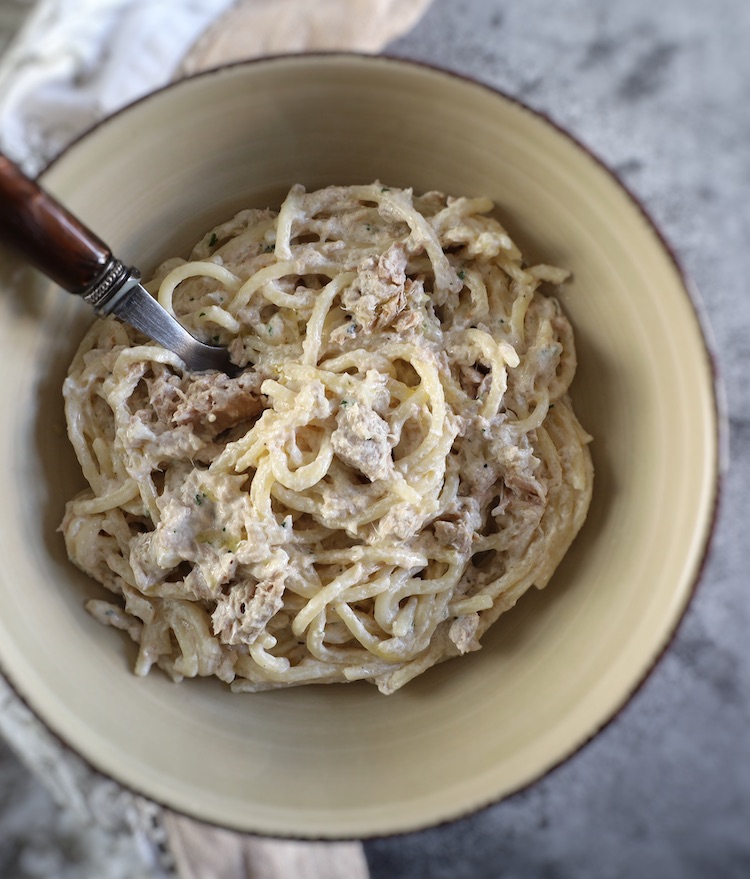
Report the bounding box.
[62,183,593,694]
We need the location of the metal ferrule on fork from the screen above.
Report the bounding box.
[82,257,142,315]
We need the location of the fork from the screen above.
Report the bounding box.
[0,153,238,376]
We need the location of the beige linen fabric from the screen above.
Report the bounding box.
[182,0,433,72]
[164,813,371,879]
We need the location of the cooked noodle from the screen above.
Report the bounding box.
[61,183,593,694]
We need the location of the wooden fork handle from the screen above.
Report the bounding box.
[0,153,112,295]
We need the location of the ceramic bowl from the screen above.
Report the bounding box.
[0,54,722,838]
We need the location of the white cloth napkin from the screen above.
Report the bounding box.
[0,0,433,175]
[0,0,236,173]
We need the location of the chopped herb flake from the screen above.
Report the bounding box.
[199,311,206,317]
[195,493,206,506]
[458,270,466,280]
[264,243,275,253]
[208,232,218,247]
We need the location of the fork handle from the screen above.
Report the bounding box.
[0,153,112,296]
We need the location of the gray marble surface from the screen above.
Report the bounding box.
[1,0,749,876]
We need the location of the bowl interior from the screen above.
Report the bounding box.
[0,55,719,837]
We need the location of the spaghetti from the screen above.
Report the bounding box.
[62,183,593,694]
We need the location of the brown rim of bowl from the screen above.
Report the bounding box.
[0,52,728,842]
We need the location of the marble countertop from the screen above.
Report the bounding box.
[1,0,749,876]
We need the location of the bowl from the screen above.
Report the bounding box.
[0,54,722,838]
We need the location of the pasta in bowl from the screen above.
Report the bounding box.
[0,54,719,838]
[62,182,592,694]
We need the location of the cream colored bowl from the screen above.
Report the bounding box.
[0,55,722,838]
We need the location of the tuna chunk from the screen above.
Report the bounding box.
[341,242,410,332]
[331,401,393,482]
[432,497,482,554]
[211,572,286,647]
[171,370,265,433]
[448,613,481,654]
